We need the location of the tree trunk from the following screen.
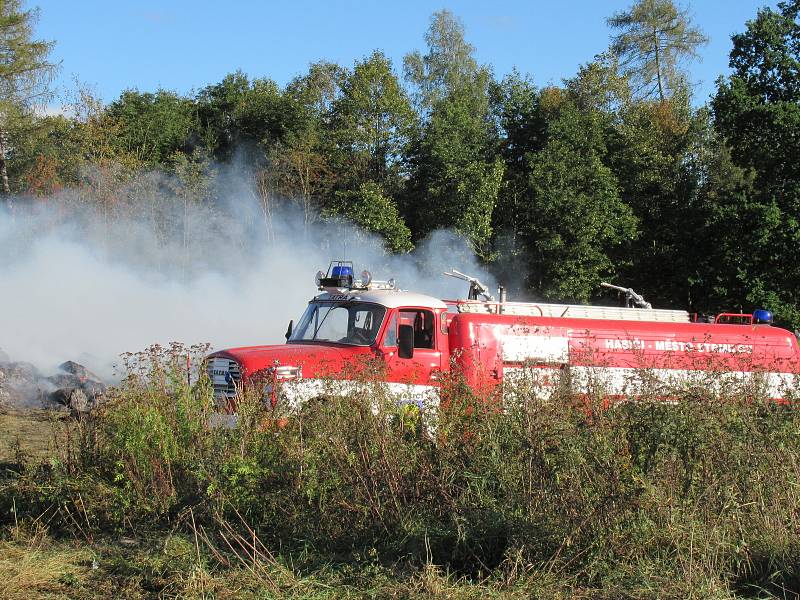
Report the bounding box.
[653,27,664,101]
[0,130,11,210]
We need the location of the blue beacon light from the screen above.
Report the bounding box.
[752,309,773,325]
[331,265,354,278]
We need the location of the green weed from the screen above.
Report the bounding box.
[2,347,800,597]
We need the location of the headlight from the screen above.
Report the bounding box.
[269,365,302,381]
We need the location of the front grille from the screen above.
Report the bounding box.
[207,357,242,399]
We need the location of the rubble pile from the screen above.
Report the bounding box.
[0,348,106,414]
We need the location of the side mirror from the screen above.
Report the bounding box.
[398,324,414,359]
[285,319,293,341]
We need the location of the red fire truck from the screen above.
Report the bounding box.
[206,262,800,410]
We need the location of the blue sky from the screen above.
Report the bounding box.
[34,0,776,107]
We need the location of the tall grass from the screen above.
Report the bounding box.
[2,345,800,597]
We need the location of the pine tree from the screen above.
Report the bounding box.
[0,0,57,206]
[608,0,707,101]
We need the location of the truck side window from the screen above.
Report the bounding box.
[399,309,435,349]
[383,312,398,347]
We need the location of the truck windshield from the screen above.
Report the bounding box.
[288,301,386,346]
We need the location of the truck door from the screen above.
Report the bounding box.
[380,308,443,392]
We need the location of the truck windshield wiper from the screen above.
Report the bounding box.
[312,301,348,339]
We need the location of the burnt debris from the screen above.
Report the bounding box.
[0,349,106,414]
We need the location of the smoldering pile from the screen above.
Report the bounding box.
[0,348,106,415]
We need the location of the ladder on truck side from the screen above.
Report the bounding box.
[449,300,690,323]
[443,270,690,323]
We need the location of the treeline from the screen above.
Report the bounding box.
[2,1,800,322]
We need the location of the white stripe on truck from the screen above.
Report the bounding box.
[502,335,570,363]
[503,365,798,400]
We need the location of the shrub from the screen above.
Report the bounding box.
[3,351,800,597]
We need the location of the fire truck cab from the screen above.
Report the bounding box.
[207,263,450,409]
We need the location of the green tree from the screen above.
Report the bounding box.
[713,0,799,184]
[262,62,347,226]
[608,0,708,101]
[326,182,413,253]
[404,88,503,257]
[264,133,330,228]
[453,158,504,259]
[490,72,547,283]
[565,54,632,115]
[285,61,347,121]
[710,0,800,323]
[684,123,758,314]
[558,44,704,308]
[492,59,634,289]
[492,72,546,224]
[194,71,250,159]
[329,50,416,192]
[235,77,295,148]
[403,9,482,112]
[9,114,79,196]
[0,0,58,206]
[106,89,195,167]
[402,10,502,257]
[194,71,291,162]
[524,98,637,301]
[608,94,701,306]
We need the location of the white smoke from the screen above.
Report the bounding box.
[0,165,495,380]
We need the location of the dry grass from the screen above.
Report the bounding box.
[0,534,544,599]
[0,539,92,599]
[0,410,65,463]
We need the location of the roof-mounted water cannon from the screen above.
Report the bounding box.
[601,282,652,309]
[444,269,496,302]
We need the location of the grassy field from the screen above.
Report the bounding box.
[2,348,800,598]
